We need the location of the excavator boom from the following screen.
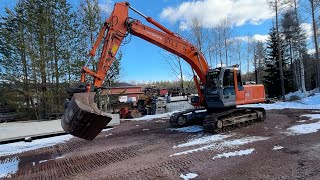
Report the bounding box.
[62,2,210,140]
[62,2,266,140]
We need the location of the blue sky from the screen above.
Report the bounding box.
[0,0,313,83]
[100,0,273,83]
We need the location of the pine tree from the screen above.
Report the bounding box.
[0,0,84,119]
[281,9,308,94]
[79,0,121,87]
[0,1,36,118]
[264,27,292,98]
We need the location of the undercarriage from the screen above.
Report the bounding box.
[170,107,266,133]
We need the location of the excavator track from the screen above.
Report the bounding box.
[170,108,207,128]
[170,107,265,133]
[203,107,266,133]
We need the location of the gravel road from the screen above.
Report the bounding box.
[1,109,320,180]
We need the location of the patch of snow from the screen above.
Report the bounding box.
[212,148,255,160]
[168,125,204,133]
[124,111,181,121]
[239,93,320,110]
[0,134,73,156]
[286,121,320,135]
[170,135,269,156]
[285,90,308,100]
[105,133,113,137]
[272,145,284,150]
[285,88,319,100]
[180,173,198,180]
[275,125,281,129]
[135,125,140,126]
[173,134,233,148]
[39,160,48,164]
[142,129,149,131]
[297,120,307,123]
[37,155,66,164]
[171,144,216,156]
[101,128,114,132]
[221,136,269,147]
[301,114,320,120]
[0,157,19,178]
[54,155,65,160]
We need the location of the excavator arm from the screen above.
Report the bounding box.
[62,2,210,140]
[82,2,209,101]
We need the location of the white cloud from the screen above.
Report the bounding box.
[160,0,274,29]
[252,34,269,42]
[301,23,312,40]
[233,34,268,43]
[99,0,113,15]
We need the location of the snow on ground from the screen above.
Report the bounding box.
[221,136,269,147]
[285,88,319,100]
[212,148,255,160]
[297,120,307,123]
[0,134,73,156]
[170,134,269,156]
[36,155,66,165]
[272,145,284,150]
[239,93,320,110]
[105,133,113,137]
[286,121,320,135]
[168,125,204,133]
[285,90,308,100]
[180,173,198,180]
[301,114,320,120]
[297,114,320,122]
[123,111,181,121]
[0,157,19,178]
[173,134,233,148]
[101,128,114,132]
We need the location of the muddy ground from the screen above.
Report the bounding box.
[1,109,320,180]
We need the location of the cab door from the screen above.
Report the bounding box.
[222,69,236,107]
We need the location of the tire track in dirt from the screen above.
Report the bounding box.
[10,139,162,179]
[104,152,210,180]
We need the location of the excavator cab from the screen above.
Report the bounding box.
[205,67,238,110]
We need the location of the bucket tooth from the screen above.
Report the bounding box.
[61,92,112,140]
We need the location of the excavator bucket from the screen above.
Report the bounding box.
[61,92,112,140]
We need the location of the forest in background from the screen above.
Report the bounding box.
[0,0,121,119]
[1,0,320,120]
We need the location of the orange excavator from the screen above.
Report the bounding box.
[61,2,266,140]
